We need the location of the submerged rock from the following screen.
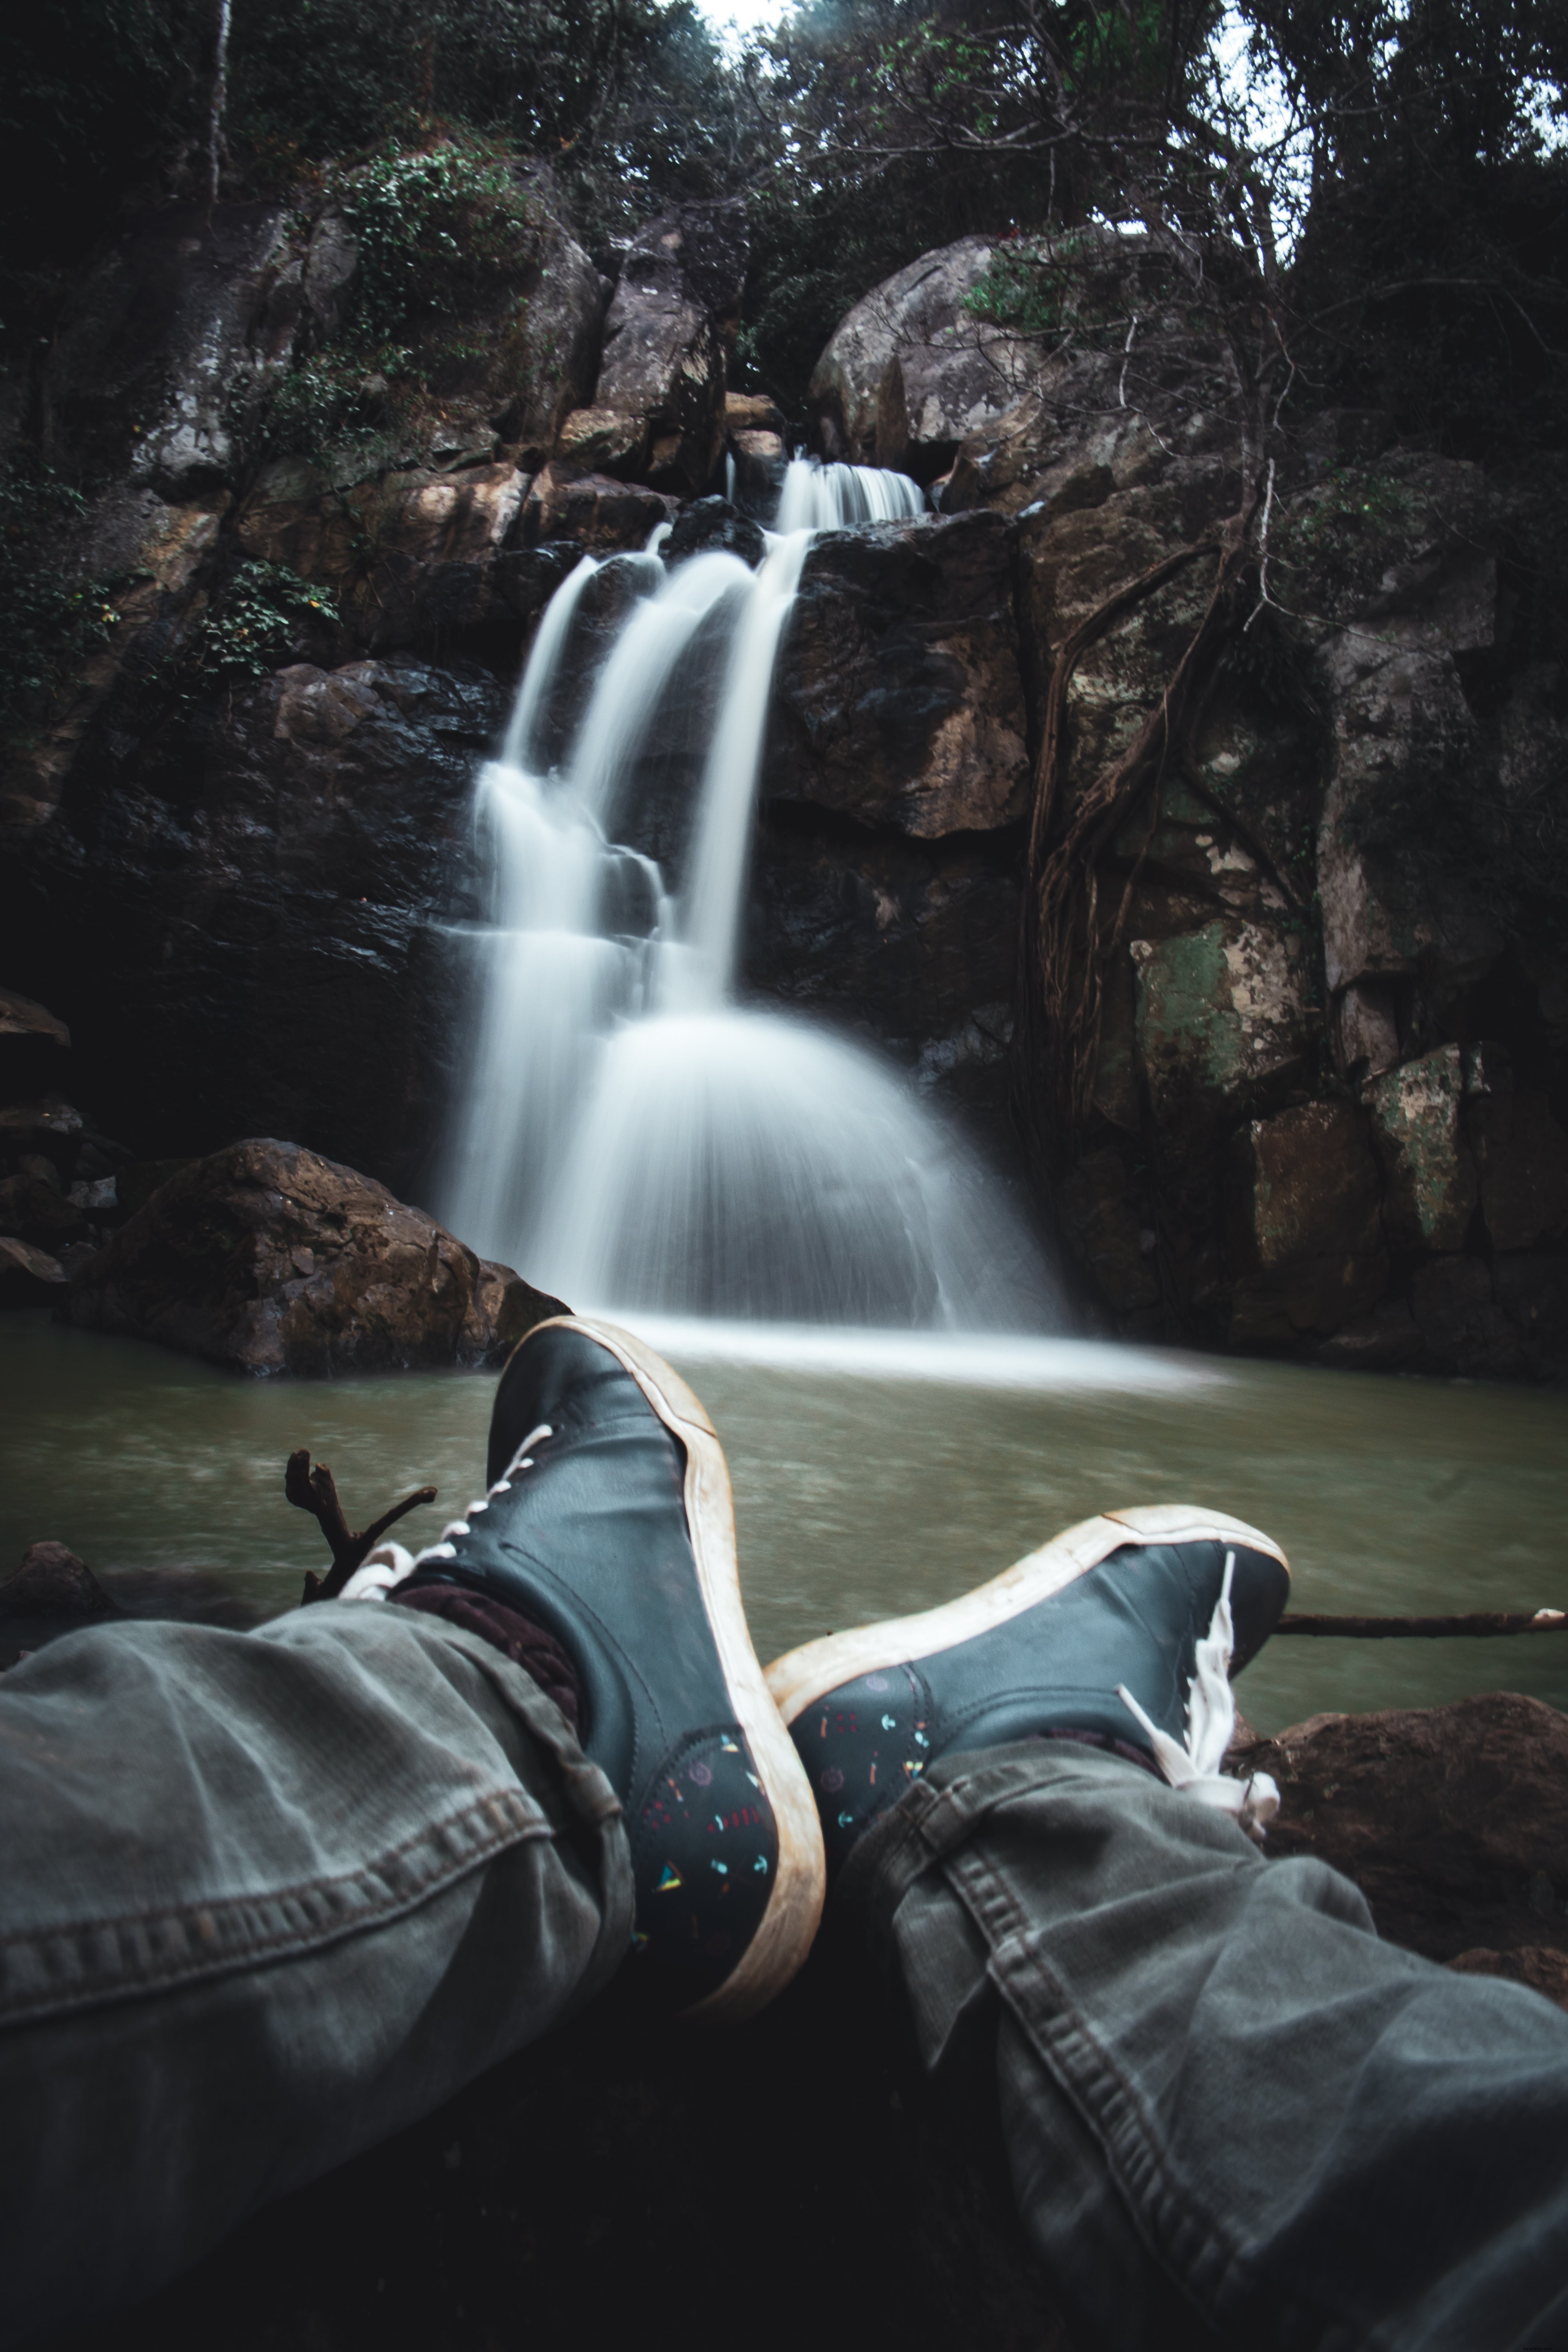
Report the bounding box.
[58,1138,564,1377]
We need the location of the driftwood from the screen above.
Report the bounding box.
[285,1450,437,1605]
[1276,1609,1568,1639]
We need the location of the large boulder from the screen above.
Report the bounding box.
[808,235,1039,482]
[58,1138,564,1376]
[1235,1693,1568,1987]
[762,510,1028,837]
[514,464,678,554]
[556,198,748,495]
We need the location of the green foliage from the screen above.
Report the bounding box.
[962,230,1169,342]
[0,468,119,743]
[227,0,738,241]
[184,560,329,682]
[335,140,538,341]
[252,134,544,463]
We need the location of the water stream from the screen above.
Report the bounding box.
[4,1311,1565,1736]
[440,460,1051,1326]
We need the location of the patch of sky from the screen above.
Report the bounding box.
[692,0,789,56]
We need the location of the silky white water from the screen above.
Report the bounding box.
[441,463,1054,1328]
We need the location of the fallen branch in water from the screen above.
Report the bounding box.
[286,1450,437,1605]
[1276,1608,1568,1639]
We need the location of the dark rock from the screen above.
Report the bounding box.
[0,1549,263,1670]
[1234,1693,1568,1981]
[0,987,71,1098]
[239,461,533,662]
[1468,1077,1568,1252]
[1315,1298,1427,1372]
[1494,1253,1568,1379]
[556,198,748,495]
[1056,1149,1162,1322]
[725,393,789,504]
[58,1137,562,1377]
[0,1236,69,1307]
[1227,1100,1387,1345]
[0,1541,116,1623]
[748,817,1020,1061]
[1409,1254,1525,1378]
[1366,1045,1479,1254]
[466,1258,569,1366]
[1132,920,1310,1127]
[117,1159,197,1220]
[763,510,1027,838]
[0,1173,87,1250]
[11,657,502,1191]
[514,464,678,554]
[45,201,298,495]
[663,497,766,569]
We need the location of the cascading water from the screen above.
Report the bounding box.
[441,459,1054,1329]
[775,457,927,531]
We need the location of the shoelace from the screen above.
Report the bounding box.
[1117,1551,1281,1843]
[337,1425,555,1603]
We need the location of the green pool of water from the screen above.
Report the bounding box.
[2,1311,1565,1735]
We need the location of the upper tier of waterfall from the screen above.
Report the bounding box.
[439,464,1055,1330]
[775,458,926,532]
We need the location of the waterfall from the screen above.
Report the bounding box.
[441,472,1053,1330]
[775,457,927,531]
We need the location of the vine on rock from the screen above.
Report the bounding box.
[1012,522,1258,1177]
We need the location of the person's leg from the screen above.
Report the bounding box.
[769,1506,1568,2350]
[844,1739,1568,2352]
[0,1315,824,2344]
[0,1601,629,2345]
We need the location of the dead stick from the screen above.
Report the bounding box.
[1276,1609,1568,1639]
[286,1450,437,1605]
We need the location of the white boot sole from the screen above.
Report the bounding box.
[764,1504,1291,1728]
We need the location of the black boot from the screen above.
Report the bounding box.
[394,1317,824,2018]
[764,1506,1290,1875]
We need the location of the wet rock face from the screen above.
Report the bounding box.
[13,657,501,1193]
[663,495,766,568]
[59,1138,561,1376]
[764,510,1028,837]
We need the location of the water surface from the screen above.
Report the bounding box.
[2,1312,1564,1735]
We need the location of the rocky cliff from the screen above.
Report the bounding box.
[4,185,1565,1377]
